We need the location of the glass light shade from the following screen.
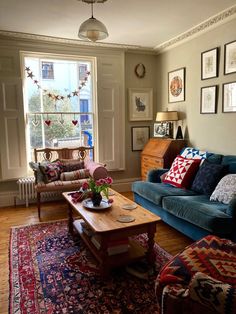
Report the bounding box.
[78,17,108,42]
[156,111,178,122]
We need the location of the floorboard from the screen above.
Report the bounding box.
[0,191,192,314]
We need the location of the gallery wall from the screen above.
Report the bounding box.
[156,17,236,155]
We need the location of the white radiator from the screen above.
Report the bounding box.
[17,177,62,207]
[17,177,36,207]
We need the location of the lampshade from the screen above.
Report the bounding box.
[78,2,109,42]
[78,16,108,42]
[156,111,178,122]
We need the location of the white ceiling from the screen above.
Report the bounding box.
[0,0,236,49]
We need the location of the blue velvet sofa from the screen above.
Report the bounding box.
[132,152,236,241]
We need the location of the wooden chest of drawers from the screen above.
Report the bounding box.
[141,138,186,180]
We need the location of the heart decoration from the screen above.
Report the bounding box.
[45,120,51,126]
[32,119,39,127]
[72,120,78,126]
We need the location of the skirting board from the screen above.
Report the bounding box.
[0,177,141,207]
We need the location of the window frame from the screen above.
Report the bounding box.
[21,52,97,164]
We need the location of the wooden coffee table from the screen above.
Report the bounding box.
[63,189,161,276]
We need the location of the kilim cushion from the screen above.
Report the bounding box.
[59,159,84,172]
[60,169,90,181]
[210,174,236,204]
[163,155,201,188]
[191,160,226,195]
[39,161,63,183]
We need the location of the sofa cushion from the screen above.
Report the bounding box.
[162,195,232,234]
[132,181,197,206]
[59,159,84,172]
[191,160,226,195]
[210,174,236,204]
[60,169,90,181]
[181,147,207,162]
[39,161,63,183]
[35,178,88,193]
[29,161,45,183]
[163,156,201,188]
[221,155,236,174]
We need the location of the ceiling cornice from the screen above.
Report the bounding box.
[0,30,155,54]
[0,4,236,55]
[155,4,236,54]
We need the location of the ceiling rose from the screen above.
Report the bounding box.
[80,0,108,3]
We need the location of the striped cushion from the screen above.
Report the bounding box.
[60,169,90,181]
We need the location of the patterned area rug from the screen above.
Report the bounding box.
[9,220,172,314]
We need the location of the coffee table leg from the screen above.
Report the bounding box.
[146,223,157,264]
[68,204,74,235]
[99,236,110,277]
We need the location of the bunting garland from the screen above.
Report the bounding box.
[25,66,91,100]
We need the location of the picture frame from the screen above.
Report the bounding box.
[153,122,169,137]
[224,40,236,75]
[131,126,150,151]
[200,85,217,114]
[222,81,236,113]
[129,88,153,121]
[201,47,218,80]
[168,68,185,103]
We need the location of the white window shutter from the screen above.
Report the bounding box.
[97,54,125,170]
[0,78,28,180]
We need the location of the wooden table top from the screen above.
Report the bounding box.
[63,189,160,233]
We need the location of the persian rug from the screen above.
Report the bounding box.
[9,220,172,314]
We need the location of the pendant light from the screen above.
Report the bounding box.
[78,2,108,42]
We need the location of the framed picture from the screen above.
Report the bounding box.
[224,40,236,75]
[131,126,150,151]
[223,81,236,112]
[200,85,217,114]
[129,88,153,121]
[154,122,169,137]
[168,68,185,103]
[201,47,218,80]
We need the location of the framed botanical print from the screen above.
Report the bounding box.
[131,126,150,151]
[223,81,236,112]
[200,85,217,114]
[224,40,236,75]
[168,68,185,103]
[129,88,153,121]
[201,47,218,80]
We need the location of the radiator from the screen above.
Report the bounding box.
[17,177,36,207]
[17,177,62,207]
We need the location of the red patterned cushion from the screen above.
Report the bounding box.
[39,161,63,183]
[163,155,201,188]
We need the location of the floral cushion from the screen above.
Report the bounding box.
[60,169,90,181]
[163,155,201,188]
[210,174,236,204]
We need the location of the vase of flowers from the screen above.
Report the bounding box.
[82,177,113,207]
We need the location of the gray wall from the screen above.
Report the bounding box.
[156,18,236,155]
[112,52,157,181]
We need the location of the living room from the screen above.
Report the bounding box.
[0,1,236,313]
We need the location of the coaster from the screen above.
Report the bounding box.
[122,203,137,210]
[117,215,135,223]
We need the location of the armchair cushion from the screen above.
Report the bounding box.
[59,159,84,172]
[39,161,63,183]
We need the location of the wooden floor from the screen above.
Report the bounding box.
[0,191,192,314]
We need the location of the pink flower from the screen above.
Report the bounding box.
[96,178,106,186]
[82,182,89,190]
[105,177,113,185]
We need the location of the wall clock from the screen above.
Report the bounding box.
[134,63,146,78]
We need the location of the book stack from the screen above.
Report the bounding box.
[91,235,129,256]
